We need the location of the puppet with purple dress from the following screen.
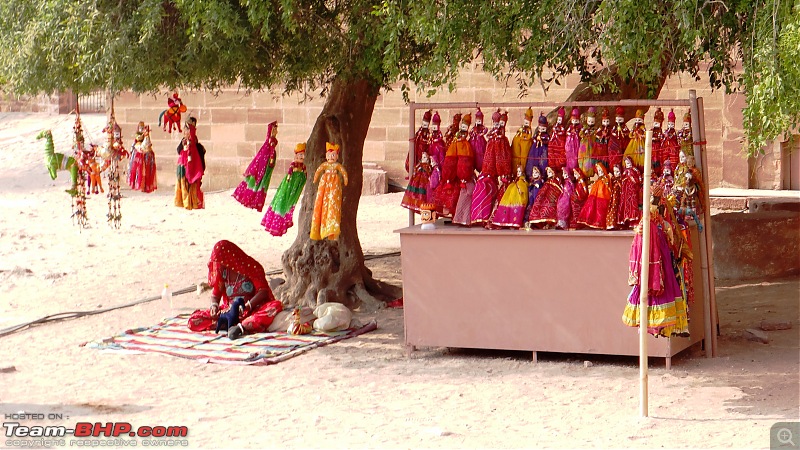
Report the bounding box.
[526,113,549,179]
[524,166,545,224]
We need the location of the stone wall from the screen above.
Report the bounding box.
[0,92,60,114]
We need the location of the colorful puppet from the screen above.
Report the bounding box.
[310,143,349,241]
[38,129,79,197]
[159,91,187,134]
[233,121,278,212]
[262,143,308,237]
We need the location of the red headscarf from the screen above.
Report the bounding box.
[207,240,269,295]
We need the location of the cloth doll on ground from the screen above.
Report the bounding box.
[662,109,681,169]
[527,166,563,229]
[406,110,432,175]
[621,203,684,337]
[556,166,575,230]
[593,108,612,169]
[619,156,643,228]
[174,116,206,210]
[401,150,433,213]
[469,108,488,172]
[569,167,590,229]
[511,107,534,172]
[262,143,308,237]
[490,165,529,229]
[310,142,349,240]
[526,113,549,179]
[564,108,582,174]
[524,165,545,224]
[233,121,278,212]
[577,162,613,229]
[188,240,283,340]
[548,107,567,170]
[608,106,630,170]
[578,107,597,177]
[624,109,646,170]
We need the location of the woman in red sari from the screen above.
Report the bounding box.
[188,240,283,339]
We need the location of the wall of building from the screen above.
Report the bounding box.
[1,65,784,191]
[0,92,60,114]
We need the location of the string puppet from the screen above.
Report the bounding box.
[159,91,187,134]
[262,143,307,237]
[37,129,79,197]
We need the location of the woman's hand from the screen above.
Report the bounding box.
[209,303,220,319]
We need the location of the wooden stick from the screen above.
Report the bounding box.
[696,96,719,356]
[640,130,654,418]
[689,91,714,359]
[408,101,416,227]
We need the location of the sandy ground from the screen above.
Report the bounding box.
[0,112,798,449]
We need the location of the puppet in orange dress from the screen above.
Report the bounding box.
[188,240,283,340]
[577,162,613,229]
[310,142,349,240]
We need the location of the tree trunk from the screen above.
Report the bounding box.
[277,77,401,312]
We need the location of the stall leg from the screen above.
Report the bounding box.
[665,357,672,371]
[405,345,416,358]
[532,351,538,363]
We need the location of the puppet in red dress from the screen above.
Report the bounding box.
[548,107,567,169]
[406,110,432,175]
[608,106,629,170]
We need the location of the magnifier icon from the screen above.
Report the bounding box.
[778,428,795,446]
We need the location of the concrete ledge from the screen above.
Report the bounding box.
[712,211,800,280]
[362,163,388,196]
[749,197,800,213]
[710,197,748,211]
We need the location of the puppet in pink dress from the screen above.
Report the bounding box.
[569,167,590,229]
[469,108,488,172]
[427,112,446,169]
[232,121,277,212]
[556,166,575,230]
[491,165,529,229]
[528,166,563,229]
[564,108,581,173]
[619,156,643,228]
[548,107,567,170]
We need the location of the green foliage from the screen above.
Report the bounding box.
[0,0,796,156]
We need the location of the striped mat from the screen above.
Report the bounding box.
[87,315,378,365]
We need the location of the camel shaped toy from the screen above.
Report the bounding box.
[38,129,79,197]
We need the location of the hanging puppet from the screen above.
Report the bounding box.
[159,91,187,134]
[401,150,433,213]
[452,114,477,226]
[469,108,488,173]
[577,162,613,230]
[527,166,563,229]
[608,106,629,170]
[548,107,567,169]
[556,166,575,230]
[262,143,308,237]
[524,165,545,223]
[38,129,79,197]
[233,121,278,212]
[593,108,612,170]
[619,155,643,228]
[662,109,681,169]
[564,107,581,173]
[678,110,694,158]
[526,112,549,179]
[578,107,597,177]
[490,165,529,229]
[511,107,534,172]
[469,110,504,225]
[71,111,89,228]
[624,109,646,170]
[407,110,432,176]
[428,112,446,168]
[570,167,590,229]
[650,107,665,176]
[310,142,348,241]
[100,108,126,228]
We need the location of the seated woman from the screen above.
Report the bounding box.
[188,240,283,339]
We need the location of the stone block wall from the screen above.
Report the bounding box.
[0,92,59,114]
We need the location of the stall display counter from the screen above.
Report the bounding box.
[396,222,706,368]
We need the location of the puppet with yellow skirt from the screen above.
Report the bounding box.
[310,142,349,240]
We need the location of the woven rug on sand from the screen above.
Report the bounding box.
[86,315,377,365]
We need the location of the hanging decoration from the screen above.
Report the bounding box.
[71,106,89,229]
[159,91,187,134]
[262,143,308,236]
[101,99,126,229]
[310,142,348,241]
[233,121,278,212]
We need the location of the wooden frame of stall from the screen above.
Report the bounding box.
[396,91,718,367]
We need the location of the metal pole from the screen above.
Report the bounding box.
[408,102,416,227]
[688,90,714,358]
[640,130,654,418]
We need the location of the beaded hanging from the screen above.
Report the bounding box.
[103,99,125,228]
[71,106,89,229]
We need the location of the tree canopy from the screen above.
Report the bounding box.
[0,0,797,155]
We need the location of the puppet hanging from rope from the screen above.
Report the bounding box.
[37,129,79,197]
[71,111,90,228]
[159,91,187,134]
[100,103,126,228]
